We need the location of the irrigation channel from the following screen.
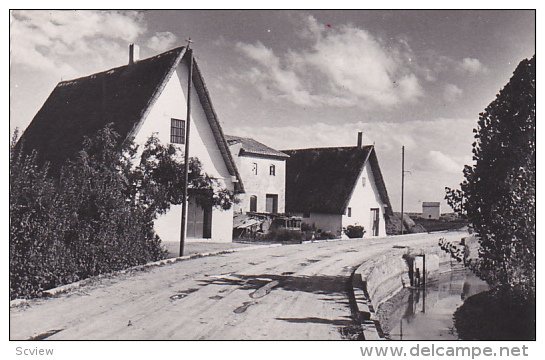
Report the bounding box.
[376,267,489,340]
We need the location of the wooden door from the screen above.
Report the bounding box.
[187,196,204,238]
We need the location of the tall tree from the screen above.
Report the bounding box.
[445,55,536,299]
[450,56,535,299]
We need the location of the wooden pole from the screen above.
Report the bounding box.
[401,146,405,235]
[180,45,194,257]
[422,253,426,288]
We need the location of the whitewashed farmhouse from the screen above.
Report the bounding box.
[283,133,393,237]
[225,135,289,214]
[19,45,244,243]
[226,136,299,238]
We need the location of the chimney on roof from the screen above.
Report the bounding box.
[129,43,140,65]
[357,131,363,148]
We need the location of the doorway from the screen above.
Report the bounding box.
[370,208,380,236]
[266,194,278,214]
[187,195,212,239]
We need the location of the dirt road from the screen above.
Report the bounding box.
[10,232,464,340]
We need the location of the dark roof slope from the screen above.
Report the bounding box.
[189,56,244,193]
[18,46,243,192]
[282,146,393,215]
[19,47,184,171]
[225,135,289,159]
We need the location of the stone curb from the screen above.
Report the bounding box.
[350,232,467,340]
[10,243,283,308]
[352,264,385,340]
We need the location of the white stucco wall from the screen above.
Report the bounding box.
[295,212,343,236]
[131,62,235,243]
[422,205,440,219]
[342,163,387,237]
[230,153,286,214]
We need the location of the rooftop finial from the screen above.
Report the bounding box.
[186,37,193,50]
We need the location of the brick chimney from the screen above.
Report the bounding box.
[129,43,140,65]
[357,131,363,148]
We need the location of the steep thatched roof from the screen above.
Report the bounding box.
[225,135,289,160]
[282,146,393,215]
[19,46,243,193]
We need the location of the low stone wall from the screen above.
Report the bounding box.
[352,232,468,339]
[360,242,456,310]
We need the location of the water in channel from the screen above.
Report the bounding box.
[378,268,489,340]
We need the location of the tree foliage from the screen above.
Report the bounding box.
[10,125,235,299]
[444,187,466,218]
[445,56,535,299]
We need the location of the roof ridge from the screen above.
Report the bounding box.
[282,145,373,152]
[225,134,289,159]
[57,46,186,86]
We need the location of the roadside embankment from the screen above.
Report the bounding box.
[351,231,468,339]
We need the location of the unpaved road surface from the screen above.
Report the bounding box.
[10,232,464,340]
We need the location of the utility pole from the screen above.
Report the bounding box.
[401,146,405,235]
[180,39,194,257]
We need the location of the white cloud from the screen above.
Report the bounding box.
[10,10,180,80]
[147,31,177,51]
[417,150,463,173]
[443,83,463,102]
[10,10,147,77]
[234,15,424,109]
[236,42,318,106]
[459,57,487,74]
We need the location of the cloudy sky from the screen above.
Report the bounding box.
[10,10,535,212]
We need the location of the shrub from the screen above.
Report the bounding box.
[266,228,302,243]
[300,222,315,232]
[10,125,234,299]
[344,225,365,238]
[316,231,338,240]
[10,131,72,298]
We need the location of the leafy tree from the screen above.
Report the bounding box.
[10,125,235,299]
[444,187,466,218]
[445,56,535,299]
[128,134,236,217]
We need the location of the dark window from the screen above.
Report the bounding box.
[269,164,276,176]
[249,195,257,212]
[170,118,185,144]
[252,162,258,175]
[347,207,352,217]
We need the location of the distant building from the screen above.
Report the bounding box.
[226,135,289,214]
[226,136,300,238]
[283,133,393,237]
[422,202,441,219]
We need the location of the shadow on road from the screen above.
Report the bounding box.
[198,273,348,296]
[275,316,353,326]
